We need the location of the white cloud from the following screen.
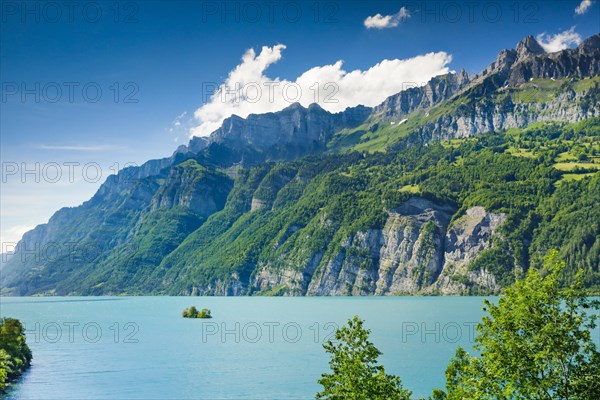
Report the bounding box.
[168,111,195,143]
[364,7,411,29]
[536,27,582,53]
[171,112,187,129]
[190,45,452,137]
[175,111,187,120]
[575,0,593,15]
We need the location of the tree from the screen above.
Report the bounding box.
[0,318,32,391]
[436,250,600,399]
[182,306,212,318]
[317,316,411,400]
[0,350,11,390]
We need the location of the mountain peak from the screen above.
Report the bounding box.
[283,102,306,111]
[516,35,545,59]
[578,33,600,53]
[307,102,325,111]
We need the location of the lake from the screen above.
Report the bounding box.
[0,296,514,398]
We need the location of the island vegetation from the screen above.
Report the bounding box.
[318,251,600,399]
[181,306,212,319]
[0,318,32,391]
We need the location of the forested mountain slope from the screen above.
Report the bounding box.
[2,35,599,296]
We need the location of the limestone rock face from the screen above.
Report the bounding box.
[476,34,600,89]
[373,70,471,119]
[370,198,455,295]
[203,103,372,165]
[515,35,545,61]
[373,34,600,131]
[434,207,507,294]
[210,102,372,148]
[252,199,507,296]
[410,89,599,142]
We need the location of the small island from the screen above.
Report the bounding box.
[182,306,212,319]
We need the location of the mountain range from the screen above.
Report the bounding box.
[2,34,599,296]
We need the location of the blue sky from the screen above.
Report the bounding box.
[1,0,599,246]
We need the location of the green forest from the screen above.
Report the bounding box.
[0,318,32,391]
[145,118,600,295]
[3,117,598,296]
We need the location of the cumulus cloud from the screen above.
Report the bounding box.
[364,7,410,29]
[190,45,452,137]
[536,27,582,53]
[575,0,593,15]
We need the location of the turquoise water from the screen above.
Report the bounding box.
[1,296,493,399]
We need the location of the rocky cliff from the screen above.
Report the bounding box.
[181,102,372,166]
[412,87,600,142]
[372,34,600,142]
[252,199,507,296]
[373,69,471,120]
